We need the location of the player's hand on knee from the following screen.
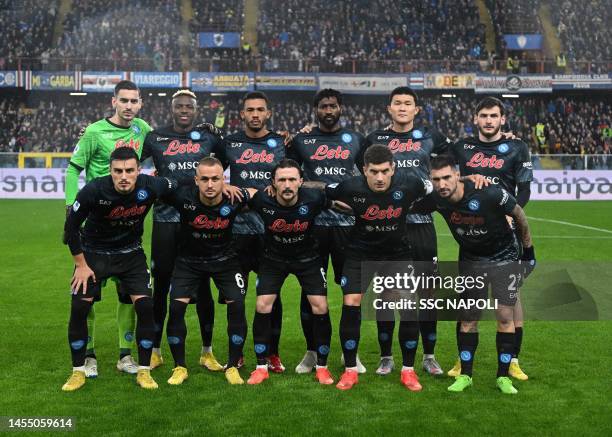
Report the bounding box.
[71,264,96,294]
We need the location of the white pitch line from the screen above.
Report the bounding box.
[436,234,612,239]
[526,216,612,235]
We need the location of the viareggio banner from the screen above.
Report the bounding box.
[0,169,610,199]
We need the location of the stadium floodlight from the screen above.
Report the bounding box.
[158,92,167,96]
[502,94,520,98]
[441,94,456,98]
[69,92,87,96]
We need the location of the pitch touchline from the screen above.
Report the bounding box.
[437,234,612,239]
[526,216,612,235]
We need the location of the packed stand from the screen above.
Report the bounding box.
[257,0,487,72]
[550,0,611,72]
[190,0,244,32]
[55,0,182,71]
[1,93,609,169]
[0,0,58,70]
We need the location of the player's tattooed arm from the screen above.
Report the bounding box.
[510,204,532,248]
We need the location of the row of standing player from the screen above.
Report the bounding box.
[61,81,533,392]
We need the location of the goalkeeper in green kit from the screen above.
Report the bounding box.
[64,80,152,377]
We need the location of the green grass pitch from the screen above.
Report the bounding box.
[0,200,611,435]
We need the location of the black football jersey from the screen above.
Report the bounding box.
[366,125,452,224]
[413,180,519,262]
[451,137,533,195]
[163,185,249,261]
[249,188,330,262]
[65,174,176,255]
[325,173,432,260]
[141,125,226,223]
[224,130,286,234]
[288,127,367,226]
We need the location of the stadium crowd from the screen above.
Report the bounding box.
[1,0,610,73]
[549,0,611,72]
[0,0,57,70]
[257,0,487,72]
[1,93,609,169]
[55,0,182,71]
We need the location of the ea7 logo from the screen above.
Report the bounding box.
[184,203,196,211]
[99,200,111,205]
[230,142,243,148]
[263,208,275,215]
[464,144,476,149]
[377,136,389,140]
[304,139,317,145]
[353,197,365,203]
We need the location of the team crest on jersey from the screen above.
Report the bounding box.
[132,125,141,134]
[497,143,509,154]
[299,205,309,215]
[341,133,352,143]
[340,276,348,287]
[393,190,403,200]
[137,189,148,201]
[267,138,278,148]
[220,206,232,217]
[72,201,80,211]
[468,199,480,211]
[190,131,201,140]
[412,129,423,139]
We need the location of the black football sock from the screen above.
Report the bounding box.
[253,311,272,366]
[398,320,419,367]
[68,299,93,367]
[457,331,479,377]
[166,300,188,367]
[226,301,247,368]
[377,321,395,357]
[196,281,215,348]
[313,312,332,366]
[152,274,170,348]
[300,290,316,351]
[269,296,282,355]
[339,304,361,368]
[496,332,516,377]
[419,306,438,355]
[134,296,156,368]
[513,327,523,359]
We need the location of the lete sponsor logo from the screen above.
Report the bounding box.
[360,205,403,220]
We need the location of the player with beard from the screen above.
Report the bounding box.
[449,97,533,381]
[365,87,452,376]
[411,155,535,394]
[62,147,177,391]
[244,160,345,386]
[303,145,434,390]
[64,80,151,378]
[141,90,228,372]
[224,92,287,372]
[162,157,249,386]
[288,89,368,374]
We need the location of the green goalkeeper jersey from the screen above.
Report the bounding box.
[65,117,152,205]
